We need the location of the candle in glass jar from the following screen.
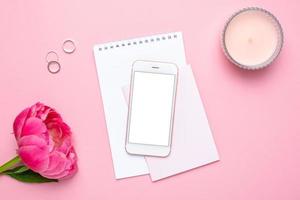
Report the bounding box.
[222,7,283,70]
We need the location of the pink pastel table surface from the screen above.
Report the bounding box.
[0,0,299,199]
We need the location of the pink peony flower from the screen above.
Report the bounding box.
[13,102,77,180]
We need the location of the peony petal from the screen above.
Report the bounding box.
[28,102,45,117]
[47,121,72,152]
[36,104,51,121]
[63,162,78,179]
[13,107,30,140]
[18,145,49,172]
[42,152,67,176]
[42,147,77,179]
[58,161,78,179]
[42,158,77,180]
[61,148,78,179]
[60,122,72,137]
[56,138,72,154]
[21,117,48,139]
[39,109,51,121]
[42,170,70,179]
[45,110,62,123]
[61,163,77,179]
[18,135,47,149]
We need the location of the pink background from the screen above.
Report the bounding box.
[0,0,299,199]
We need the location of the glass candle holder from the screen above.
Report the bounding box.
[222,7,284,70]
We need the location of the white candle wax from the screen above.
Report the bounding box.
[223,8,283,69]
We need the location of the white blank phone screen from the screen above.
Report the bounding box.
[128,72,176,146]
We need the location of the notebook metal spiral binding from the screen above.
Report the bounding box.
[98,33,178,52]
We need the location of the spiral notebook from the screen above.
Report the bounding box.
[93,32,219,180]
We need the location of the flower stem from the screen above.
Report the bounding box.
[0,156,21,174]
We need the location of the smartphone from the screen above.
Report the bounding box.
[125,60,178,157]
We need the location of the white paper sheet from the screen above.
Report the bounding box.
[93,32,187,179]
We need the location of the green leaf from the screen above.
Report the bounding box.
[0,156,21,173]
[4,168,58,183]
[4,165,29,174]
